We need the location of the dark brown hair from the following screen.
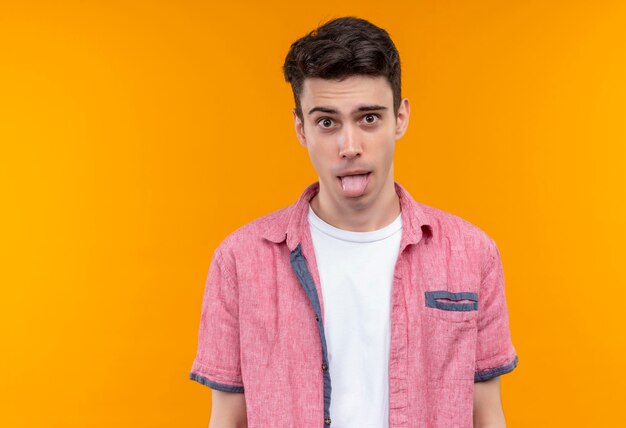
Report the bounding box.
[283,17,402,121]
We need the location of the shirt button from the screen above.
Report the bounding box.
[322,362,328,371]
[324,417,332,425]
[315,314,319,322]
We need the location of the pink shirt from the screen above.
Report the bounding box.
[190,182,518,427]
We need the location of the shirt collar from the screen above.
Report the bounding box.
[262,181,432,251]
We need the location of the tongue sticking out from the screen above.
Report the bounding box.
[339,173,370,197]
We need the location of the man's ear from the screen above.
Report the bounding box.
[394,98,410,140]
[293,108,307,147]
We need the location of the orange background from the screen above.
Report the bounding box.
[1,1,625,426]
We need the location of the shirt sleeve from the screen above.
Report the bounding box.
[474,237,519,382]
[189,247,244,393]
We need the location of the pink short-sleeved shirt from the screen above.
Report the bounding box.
[190,182,518,427]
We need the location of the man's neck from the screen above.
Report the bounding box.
[309,182,401,232]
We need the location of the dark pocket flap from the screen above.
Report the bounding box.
[425,290,479,312]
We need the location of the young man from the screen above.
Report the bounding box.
[190,17,518,428]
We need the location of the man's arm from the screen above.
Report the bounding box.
[473,376,506,428]
[209,390,248,428]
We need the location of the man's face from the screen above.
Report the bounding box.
[294,75,410,210]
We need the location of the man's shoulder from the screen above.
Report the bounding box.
[214,204,292,254]
[396,182,496,250]
[416,200,497,251]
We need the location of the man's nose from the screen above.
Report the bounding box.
[338,126,362,159]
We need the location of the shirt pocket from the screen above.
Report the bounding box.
[422,290,478,381]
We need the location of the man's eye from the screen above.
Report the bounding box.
[363,114,379,124]
[318,118,334,128]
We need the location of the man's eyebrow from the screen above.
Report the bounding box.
[307,105,388,115]
[308,106,338,115]
[354,105,388,113]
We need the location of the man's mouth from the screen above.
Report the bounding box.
[337,172,371,197]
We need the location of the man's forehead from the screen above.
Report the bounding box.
[300,75,394,110]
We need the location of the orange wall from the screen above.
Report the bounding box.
[1,1,625,426]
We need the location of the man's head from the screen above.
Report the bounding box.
[283,17,409,226]
[283,16,402,122]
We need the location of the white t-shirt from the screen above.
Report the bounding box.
[308,205,402,428]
